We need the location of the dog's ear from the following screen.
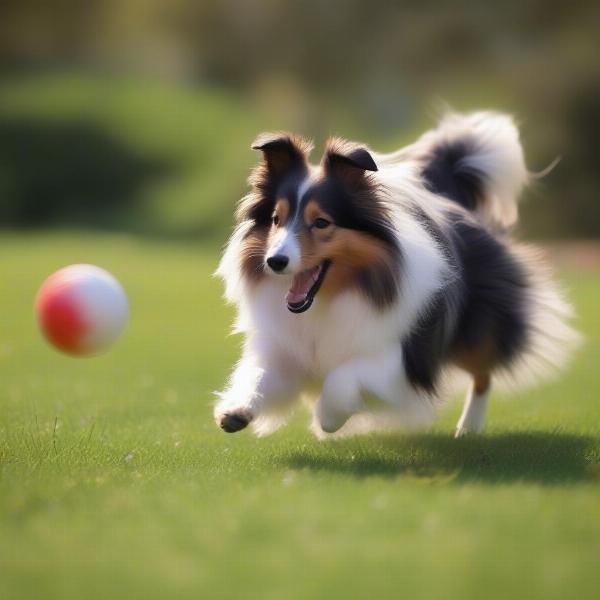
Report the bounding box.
[323,138,378,186]
[251,132,312,177]
[241,133,312,224]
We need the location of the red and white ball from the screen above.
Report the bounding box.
[35,264,129,356]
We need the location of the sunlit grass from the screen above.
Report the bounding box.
[1,233,599,600]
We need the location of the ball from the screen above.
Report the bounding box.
[35,264,129,356]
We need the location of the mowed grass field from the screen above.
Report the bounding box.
[1,232,599,600]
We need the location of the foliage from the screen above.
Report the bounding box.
[0,75,259,237]
[1,1,600,237]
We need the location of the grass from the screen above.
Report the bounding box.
[1,232,599,600]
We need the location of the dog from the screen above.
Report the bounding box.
[214,112,579,438]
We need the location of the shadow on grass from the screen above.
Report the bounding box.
[280,431,599,485]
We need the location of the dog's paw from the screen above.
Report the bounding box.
[218,409,253,433]
[454,425,482,439]
[454,426,469,438]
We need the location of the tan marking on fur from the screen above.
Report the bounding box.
[240,226,268,283]
[451,336,498,378]
[293,223,395,299]
[323,231,396,299]
[473,373,491,395]
[264,198,293,255]
[303,201,333,228]
[273,198,290,225]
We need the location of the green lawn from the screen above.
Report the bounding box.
[1,232,599,600]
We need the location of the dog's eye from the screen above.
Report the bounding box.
[272,214,280,226]
[313,218,331,229]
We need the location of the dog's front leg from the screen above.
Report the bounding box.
[315,363,365,434]
[215,352,300,433]
[315,349,403,433]
[315,346,428,434]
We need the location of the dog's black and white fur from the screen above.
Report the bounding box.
[215,112,579,437]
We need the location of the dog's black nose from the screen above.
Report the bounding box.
[267,255,289,272]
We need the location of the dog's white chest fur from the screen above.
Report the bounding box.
[240,218,449,377]
[246,281,398,375]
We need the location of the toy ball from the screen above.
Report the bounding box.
[35,264,129,356]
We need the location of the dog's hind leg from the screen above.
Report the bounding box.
[455,374,491,437]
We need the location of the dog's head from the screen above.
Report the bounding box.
[237,133,400,313]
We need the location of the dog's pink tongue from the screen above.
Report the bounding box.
[286,268,318,305]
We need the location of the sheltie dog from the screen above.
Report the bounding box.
[214,112,579,438]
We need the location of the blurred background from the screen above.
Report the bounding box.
[0,0,599,240]
[2,5,600,598]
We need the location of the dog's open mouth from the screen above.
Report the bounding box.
[285,260,331,314]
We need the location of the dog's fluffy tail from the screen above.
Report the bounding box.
[418,111,528,230]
